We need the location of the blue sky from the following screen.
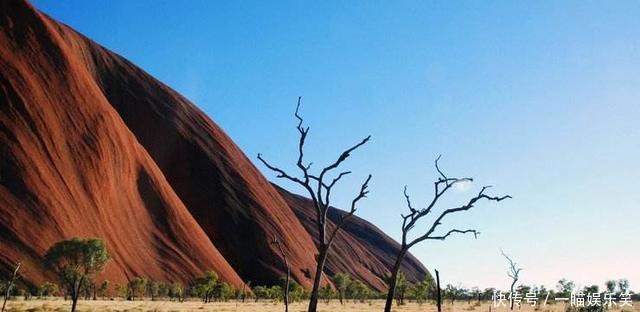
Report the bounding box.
[33,0,640,291]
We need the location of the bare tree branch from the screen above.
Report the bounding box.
[404,186,416,214]
[501,249,522,279]
[435,154,448,182]
[257,154,304,185]
[257,97,372,312]
[350,174,372,213]
[385,156,510,312]
[501,249,522,310]
[294,97,312,178]
[326,174,371,245]
[319,136,371,180]
[426,229,479,240]
[408,185,511,248]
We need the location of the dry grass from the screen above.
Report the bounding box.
[4,299,638,312]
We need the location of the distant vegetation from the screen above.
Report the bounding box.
[0,206,636,312]
[2,239,636,312]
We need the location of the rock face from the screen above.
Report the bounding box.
[0,0,244,288]
[0,0,428,291]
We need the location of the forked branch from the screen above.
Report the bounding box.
[501,249,522,310]
[327,174,372,245]
[400,157,511,248]
[257,97,371,231]
[501,249,522,280]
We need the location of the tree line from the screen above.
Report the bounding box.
[0,239,637,312]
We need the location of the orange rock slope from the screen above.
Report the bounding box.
[0,0,244,287]
[0,0,428,291]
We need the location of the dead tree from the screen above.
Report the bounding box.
[271,236,290,312]
[258,97,371,312]
[435,269,442,312]
[501,250,522,311]
[383,156,510,312]
[1,262,21,312]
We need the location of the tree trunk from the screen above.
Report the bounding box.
[435,270,442,312]
[509,281,516,310]
[307,244,329,312]
[1,263,20,312]
[1,282,11,312]
[71,297,78,312]
[384,247,408,312]
[284,264,290,312]
[70,287,79,312]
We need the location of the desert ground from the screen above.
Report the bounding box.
[3,299,637,312]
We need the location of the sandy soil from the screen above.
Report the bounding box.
[3,299,638,312]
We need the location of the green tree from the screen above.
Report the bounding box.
[169,283,183,302]
[618,279,630,295]
[346,280,370,303]
[157,282,169,299]
[410,279,431,304]
[193,271,218,303]
[78,278,92,300]
[605,280,616,293]
[98,280,109,299]
[253,285,271,301]
[460,287,470,304]
[394,272,408,306]
[286,280,306,303]
[445,284,462,305]
[148,280,159,301]
[319,284,335,303]
[573,285,602,312]
[37,282,58,298]
[331,273,351,304]
[516,285,531,298]
[213,282,234,301]
[470,287,481,303]
[44,237,110,312]
[114,284,127,299]
[127,277,147,301]
[556,279,575,298]
[268,285,283,301]
[482,288,496,302]
[536,285,548,301]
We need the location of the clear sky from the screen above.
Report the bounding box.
[32,0,640,291]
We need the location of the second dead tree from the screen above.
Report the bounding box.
[1,262,21,312]
[271,236,290,312]
[383,156,511,312]
[501,249,522,311]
